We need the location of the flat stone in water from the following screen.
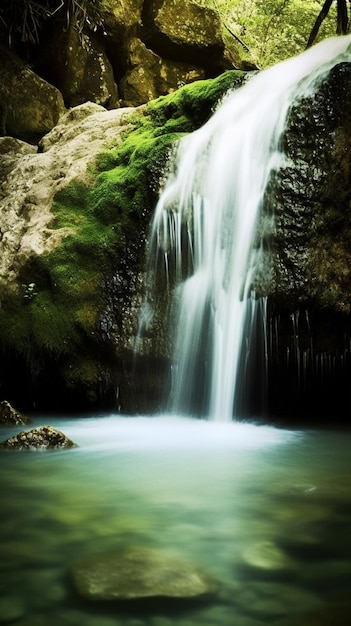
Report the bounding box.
[71,546,217,601]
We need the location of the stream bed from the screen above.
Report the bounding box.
[1,415,350,625]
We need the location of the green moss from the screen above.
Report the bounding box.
[0,70,246,401]
[63,362,98,391]
[29,291,78,352]
[147,70,246,127]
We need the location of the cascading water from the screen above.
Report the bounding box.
[138,35,351,422]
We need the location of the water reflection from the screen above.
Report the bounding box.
[1,415,350,625]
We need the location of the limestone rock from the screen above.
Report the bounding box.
[71,546,217,601]
[0,425,77,450]
[0,45,65,144]
[0,400,31,425]
[0,136,37,159]
[142,0,228,75]
[0,103,138,297]
[120,38,205,105]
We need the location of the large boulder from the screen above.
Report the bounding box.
[0,45,65,144]
[142,0,229,75]
[100,0,144,35]
[119,37,205,105]
[71,546,217,601]
[0,425,77,450]
[34,21,119,109]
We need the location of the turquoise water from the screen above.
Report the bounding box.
[1,415,350,625]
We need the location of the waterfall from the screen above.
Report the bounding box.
[138,35,351,422]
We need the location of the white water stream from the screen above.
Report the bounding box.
[140,35,351,422]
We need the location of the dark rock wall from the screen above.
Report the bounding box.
[263,62,351,422]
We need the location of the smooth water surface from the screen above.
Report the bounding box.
[1,415,351,625]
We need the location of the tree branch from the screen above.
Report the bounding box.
[337,0,349,34]
[306,0,333,48]
[211,0,251,54]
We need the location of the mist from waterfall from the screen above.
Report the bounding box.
[138,35,351,422]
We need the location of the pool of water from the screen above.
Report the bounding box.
[1,414,350,625]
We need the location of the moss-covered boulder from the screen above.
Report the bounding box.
[0,71,244,412]
[71,546,217,601]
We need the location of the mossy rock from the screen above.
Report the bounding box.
[0,70,245,409]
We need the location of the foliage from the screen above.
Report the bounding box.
[0,0,104,45]
[195,0,337,67]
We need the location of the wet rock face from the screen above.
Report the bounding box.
[71,546,217,601]
[0,425,77,450]
[260,61,351,421]
[267,61,351,313]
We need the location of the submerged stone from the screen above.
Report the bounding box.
[243,540,296,572]
[71,546,217,601]
[0,425,77,450]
